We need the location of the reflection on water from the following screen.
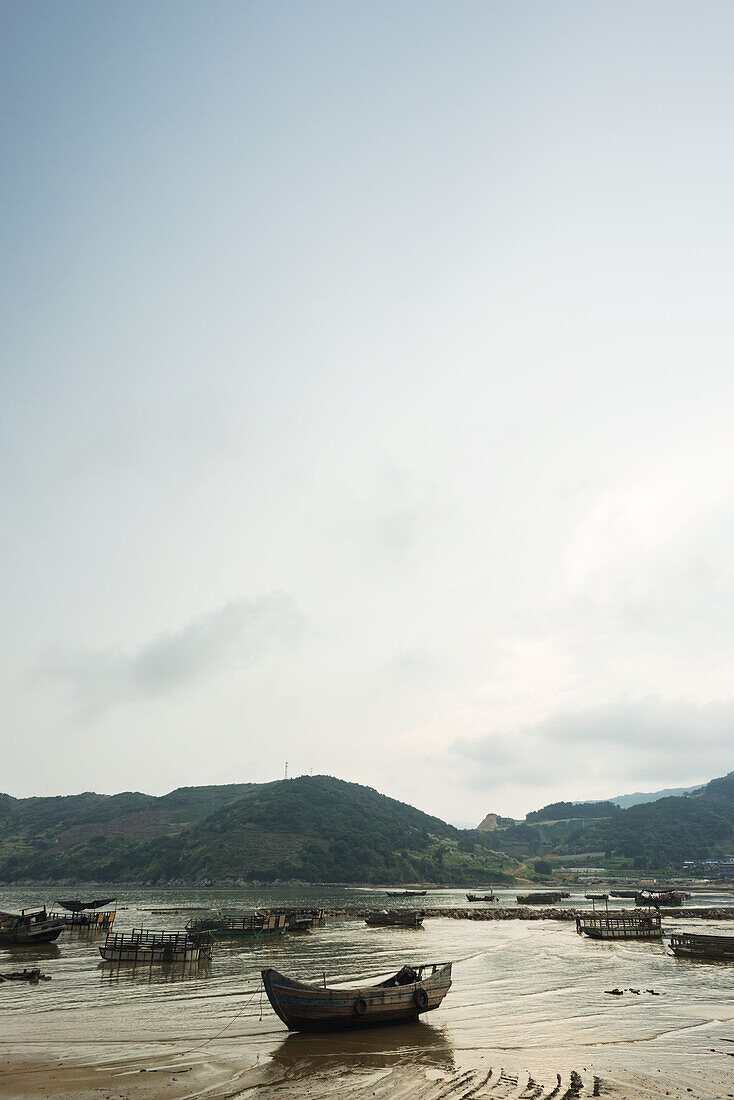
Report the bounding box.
[271,1021,456,1077]
[99,959,213,985]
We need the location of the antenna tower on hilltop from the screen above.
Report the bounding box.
[284,761,289,781]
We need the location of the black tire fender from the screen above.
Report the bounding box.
[414,987,429,1010]
[353,997,367,1016]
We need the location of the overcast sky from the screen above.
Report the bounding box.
[2,2,734,825]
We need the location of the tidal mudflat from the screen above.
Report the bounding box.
[0,887,732,1099]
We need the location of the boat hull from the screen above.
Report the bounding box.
[262,963,452,1032]
[669,933,734,961]
[576,914,662,940]
[0,920,65,945]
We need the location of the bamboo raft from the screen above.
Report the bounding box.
[262,962,452,1031]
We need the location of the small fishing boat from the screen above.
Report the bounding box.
[516,892,567,905]
[365,909,424,928]
[0,907,65,945]
[576,911,662,940]
[466,893,495,902]
[260,908,326,932]
[669,932,734,961]
[187,912,287,938]
[386,890,427,897]
[99,928,213,964]
[635,890,685,907]
[261,961,452,1031]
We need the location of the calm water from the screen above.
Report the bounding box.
[1,886,733,1097]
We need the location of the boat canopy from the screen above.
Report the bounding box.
[56,897,116,911]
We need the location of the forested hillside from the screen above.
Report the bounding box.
[1,770,731,884]
[0,776,516,885]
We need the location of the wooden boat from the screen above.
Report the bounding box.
[365,909,424,927]
[635,890,685,907]
[56,898,116,930]
[669,932,734,961]
[466,893,496,902]
[610,890,638,898]
[260,908,326,931]
[187,912,286,938]
[0,907,65,945]
[516,892,567,905]
[99,927,213,964]
[576,911,662,940]
[261,961,452,1031]
[386,890,427,897]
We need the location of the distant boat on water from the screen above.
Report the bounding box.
[365,909,424,928]
[386,890,427,897]
[261,961,452,1031]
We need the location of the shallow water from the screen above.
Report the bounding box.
[1,886,732,1097]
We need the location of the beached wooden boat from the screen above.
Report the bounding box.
[669,932,734,961]
[466,892,496,902]
[365,909,424,927]
[0,907,65,945]
[516,892,568,905]
[386,890,427,897]
[262,961,452,1031]
[576,911,662,940]
[99,927,213,964]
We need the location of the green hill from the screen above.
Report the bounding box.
[0,776,517,885]
[497,770,734,870]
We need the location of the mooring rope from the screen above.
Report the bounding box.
[176,978,264,1058]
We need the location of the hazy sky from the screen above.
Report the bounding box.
[3,2,734,825]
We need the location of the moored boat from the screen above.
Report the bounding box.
[516,892,568,905]
[576,911,662,940]
[56,897,116,930]
[635,890,686,907]
[365,909,424,927]
[187,911,287,938]
[99,927,213,964]
[261,961,452,1031]
[386,890,427,897]
[0,907,65,945]
[466,892,496,902]
[668,932,734,961]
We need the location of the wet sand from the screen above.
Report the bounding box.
[2,1033,733,1100]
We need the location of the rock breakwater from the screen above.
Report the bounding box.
[322,906,734,921]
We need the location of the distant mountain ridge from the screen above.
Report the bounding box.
[610,784,704,809]
[1,769,731,884]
